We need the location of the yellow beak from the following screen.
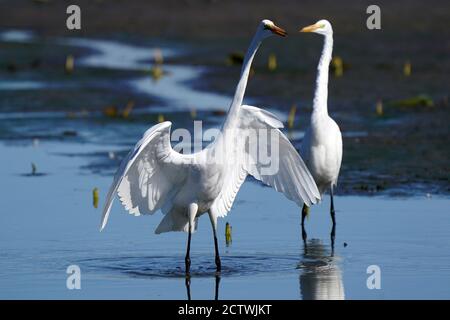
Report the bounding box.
[299,23,321,33]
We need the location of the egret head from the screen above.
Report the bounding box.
[299,19,333,36]
[259,19,287,38]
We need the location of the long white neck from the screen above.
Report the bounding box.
[223,35,261,130]
[312,32,333,117]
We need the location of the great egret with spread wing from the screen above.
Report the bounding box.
[101,20,321,274]
[299,20,343,248]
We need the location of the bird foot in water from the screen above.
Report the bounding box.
[301,224,308,242]
[215,256,222,272]
[185,257,191,274]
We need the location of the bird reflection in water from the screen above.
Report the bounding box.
[185,274,221,300]
[298,239,345,300]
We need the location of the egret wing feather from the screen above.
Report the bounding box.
[211,105,320,218]
[100,121,187,230]
[247,129,321,206]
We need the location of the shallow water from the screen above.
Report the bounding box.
[0,140,449,299]
[0,31,449,300]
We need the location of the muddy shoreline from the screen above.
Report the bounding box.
[2,1,449,38]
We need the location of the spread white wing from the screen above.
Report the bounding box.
[100,121,188,231]
[211,105,321,218]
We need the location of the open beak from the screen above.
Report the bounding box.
[299,23,321,33]
[269,24,287,37]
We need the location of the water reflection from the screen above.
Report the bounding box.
[298,239,345,300]
[185,274,221,300]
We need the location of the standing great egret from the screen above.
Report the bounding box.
[101,19,321,274]
[299,20,343,248]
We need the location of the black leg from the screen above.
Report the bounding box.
[209,212,221,272]
[185,275,191,300]
[330,187,336,225]
[301,204,308,245]
[330,187,336,255]
[213,228,222,272]
[330,224,336,257]
[185,216,193,299]
[214,274,221,300]
[185,227,192,275]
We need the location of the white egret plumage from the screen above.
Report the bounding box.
[299,20,343,247]
[101,19,321,273]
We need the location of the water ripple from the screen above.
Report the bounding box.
[79,254,300,279]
